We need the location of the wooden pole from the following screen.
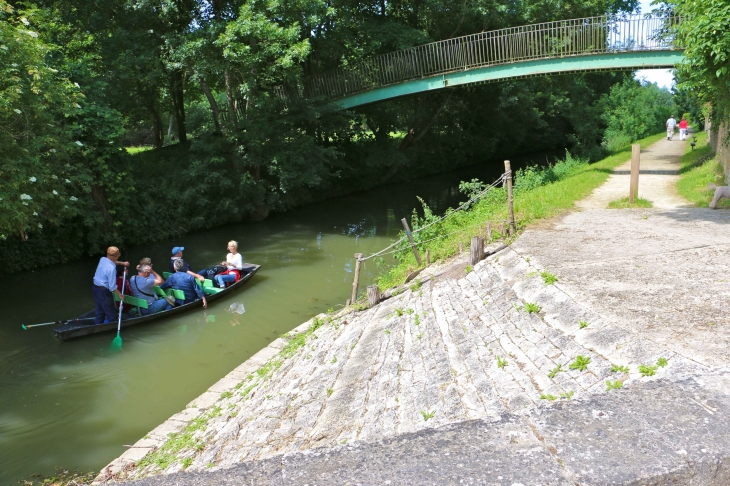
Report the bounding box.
[487,221,492,241]
[401,218,423,266]
[367,285,380,308]
[459,242,463,255]
[426,249,430,266]
[470,236,484,265]
[630,144,640,204]
[351,253,363,303]
[504,160,516,236]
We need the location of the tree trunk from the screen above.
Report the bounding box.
[167,115,174,144]
[170,70,187,143]
[151,108,163,149]
[200,78,222,132]
[224,69,237,125]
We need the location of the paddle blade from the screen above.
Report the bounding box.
[110,333,123,351]
[22,324,28,330]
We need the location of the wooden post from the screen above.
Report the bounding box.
[401,218,423,266]
[630,144,640,203]
[367,285,380,308]
[459,242,463,255]
[351,253,363,303]
[345,299,351,307]
[470,236,484,265]
[504,160,516,236]
[426,249,430,265]
[486,221,492,241]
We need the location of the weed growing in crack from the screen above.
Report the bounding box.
[524,302,540,313]
[384,329,390,335]
[331,356,337,364]
[540,270,557,285]
[639,364,658,377]
[569,355,591,372]
[420,410,436,421]
[405,308,414,315]
[606,380,623,391]
[540,394,558,401]
[560,390,574,400]
[548,363,563,378]
[497,356,508,369]
[610,364,629,373]
[220,391,232,399]
[409,279,422,291]
[394,308,404,317]
[326,388,334,396]
[579,320,589,329]
[657,357,668,367]
[465,265,473,274]
[414,314,421,326]
[416,333,424,340]
[526,271,538,278]
[181,457,193,469]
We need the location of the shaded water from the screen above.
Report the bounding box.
[0,153,556,483]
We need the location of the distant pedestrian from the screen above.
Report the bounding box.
[666,116,676,141]
[679,117,689,140]
[92,246,129,324]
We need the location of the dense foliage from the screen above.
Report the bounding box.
[5,0,703,274]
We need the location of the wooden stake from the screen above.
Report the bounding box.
[351,253,363,303]
[367,285,380,308]
[504,160,516,236]
[630,144,640,203]
[470,236,484,265]
[487,221,492,241]
[459,242,463,254]
[401,218,422,266]
[426,249,430,265]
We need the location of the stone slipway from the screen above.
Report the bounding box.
[97,137,730,484]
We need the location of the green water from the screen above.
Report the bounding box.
[0,155,551,483]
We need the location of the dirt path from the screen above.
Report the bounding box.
[577,137,689,209]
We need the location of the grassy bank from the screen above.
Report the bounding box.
[676,131,727,207]
[376,131,666,290]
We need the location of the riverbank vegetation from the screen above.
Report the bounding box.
[376,132,666,289]
[0,0,699,274]
[676,132,727,207]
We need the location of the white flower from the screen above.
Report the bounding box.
[69,196,78,201]
[37,223,43,229]
[52,190,59,195]
[75,141,83,146]
[33,212,38,216]
[49,149,56,153]
[20,17,30,26]
[51,175,58,179]
[14,108,21,114]
[65,179,71,183]
[22,202,28,206]
[20,194,32,200]
[29,177,36,182]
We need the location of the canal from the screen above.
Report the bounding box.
[0,152,557,483]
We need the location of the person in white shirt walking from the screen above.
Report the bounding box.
[666,115,677,140]
[215,240,244,288]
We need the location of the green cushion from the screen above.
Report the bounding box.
[163,272,172,279]
[171,289,185,300]
[113,293,149,309]
[153,286,167,298]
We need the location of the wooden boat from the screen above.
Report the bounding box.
[52,263,260,341]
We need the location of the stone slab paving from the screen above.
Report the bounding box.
[107,368,730,485]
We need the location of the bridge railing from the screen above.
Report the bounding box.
[301,14,681,101]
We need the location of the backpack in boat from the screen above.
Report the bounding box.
[197,265,226,280]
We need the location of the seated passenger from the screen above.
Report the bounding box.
[161,259,208,308]
[215,240,244,288]
[169,246,205,282]
[130,264,174,315]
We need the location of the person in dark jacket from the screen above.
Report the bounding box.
[169,246,204,282]
[160,259,207,308]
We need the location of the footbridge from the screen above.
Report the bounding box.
[300,14,683,109]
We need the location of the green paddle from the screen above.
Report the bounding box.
[110,267,128,351]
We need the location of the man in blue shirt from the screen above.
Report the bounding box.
[130,264,174,315]
[161,259,208,308]
[92,246,129,324]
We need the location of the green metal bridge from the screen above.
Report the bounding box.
[298,14,683,109]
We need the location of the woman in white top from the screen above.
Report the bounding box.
[215,240,244,288]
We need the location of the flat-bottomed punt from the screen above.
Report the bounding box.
[53,263,260,341]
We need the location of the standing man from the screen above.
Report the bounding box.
[169,246,205,282]
[92,246,129,325]
[666,115,676,141]
[679,116,689,140]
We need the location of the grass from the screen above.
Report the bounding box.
[409,279,422,291]
[376,131,667,290]
[540,393,558,401]
[540,270,557,285]
[579,320,589,329]
[548,363,563,378]
[497,356,508,369]
[569,355,591,372]
[605,380,623,391]
[560,390,574,400]
[524,302,540,313]
[414,314,421,326]
[607,196,653,208]
[125,145,154,155]
[676,131,727,207]
[610,364,629,373]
